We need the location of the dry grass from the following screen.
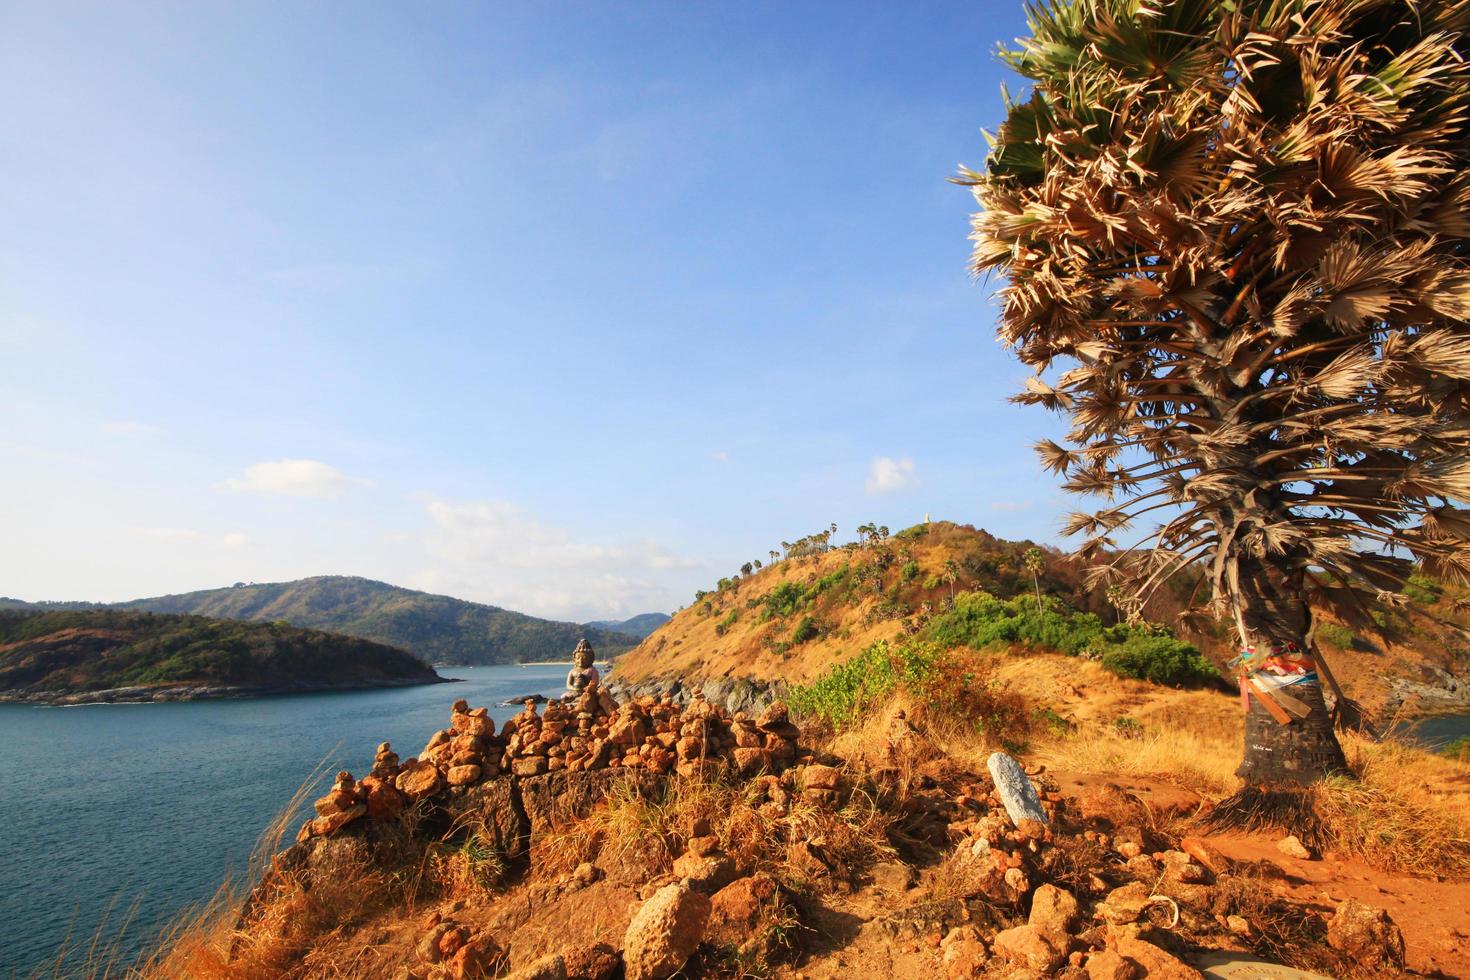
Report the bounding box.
[533,771,897,896]
[1316,730,1470,877]
[1035,721,1241,798]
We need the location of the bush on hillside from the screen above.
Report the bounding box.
[922,590,1216,686]
[787,639,1027,744]
[1098,634,1218,686]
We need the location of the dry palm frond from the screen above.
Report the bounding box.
[961,0,1470,632]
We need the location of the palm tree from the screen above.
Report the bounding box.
[960,0,1470,808]
[1104,584,1127,626]
[1022,547,1045,613]
[769,550,780,566]
[941,558,961,599]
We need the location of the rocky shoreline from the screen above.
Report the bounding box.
[0,674,457,706]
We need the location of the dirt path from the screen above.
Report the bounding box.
[1048,771,1470,977]
[1207,833,1470,978]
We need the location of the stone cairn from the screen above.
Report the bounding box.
[300,684,804,843]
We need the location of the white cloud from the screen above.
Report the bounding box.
[711,450,730,463]
[866,456,918,495]
[127,527,250,549]
[410,496,702,620]
[221,459,370,499]
[100,420,163,436]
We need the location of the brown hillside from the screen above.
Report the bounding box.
[612,521,1470,716]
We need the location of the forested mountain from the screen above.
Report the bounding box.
[586,612,671,640]
[97,576,636,665]
[0,609,443,701]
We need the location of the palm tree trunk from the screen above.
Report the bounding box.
[1236,677,1345,785]
[1230,556,1348,787]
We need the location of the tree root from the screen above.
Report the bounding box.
[1198,785,1329,851]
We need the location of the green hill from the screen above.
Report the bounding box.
[102,576,635,665]
[0,609,444,702]
[586,612,671,640]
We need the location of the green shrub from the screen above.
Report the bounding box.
[900,561,920,583]
[1404,575,1443,605]
[1444,737,1470,761]
[791,615,820,645]
[922,574,942,590]
[923,591,1105,656]
[787,639,1029,745]
[920,590,1215,686]
[787,640,934,726]
[761,582,805,620]
[714,610,738,637]
[1099,634,1217,686]
[1316,622,1357,649]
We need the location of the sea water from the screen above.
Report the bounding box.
[0,663,571,976]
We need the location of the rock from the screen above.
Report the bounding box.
[308,803,365,837]
[451,778,526,862]
[1276,835,1313,860]
[439,925,470,958]
[707,872,780,947]
[622,882,711,980]
[1226,915,1252,938]
[396,762,444,801]
[561,942,620,980]
[993,924,1063,973]
[1097,881,1154,925]
[418,922,452,963]
[313,788,358,817]
[503,952,566,980]
[446,764,482,787]
[755,700,789,730]
[452,710,497,738]
[1029,883,1079,947]
[941,925,988,979]
[447,934,500,979]
[672,851,737,894]
[572,861,600,888]
[1085,949,1139,980]
[513,756,550,777]
[987,752,1048,827]
[1178,836,1228,874]
[1327,899,1404,970]
[1113,936,1202,979]
[801,763,841,790]
[870,860,915,893]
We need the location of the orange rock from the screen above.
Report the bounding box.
[801,763,841,791]
[1178,836,1228,875]
[446,764,482,786]
[1112,935,1202,979]
[396,762,444,800]
[313,788,358,817]
[731,747,769,776]
[992,924,1062,973]
[309,803,366,837]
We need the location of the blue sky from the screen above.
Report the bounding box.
[1,1,1068,620]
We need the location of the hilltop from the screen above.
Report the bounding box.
[3,576,637,666]
[613,521,1470,717]
[0,609,444,703]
